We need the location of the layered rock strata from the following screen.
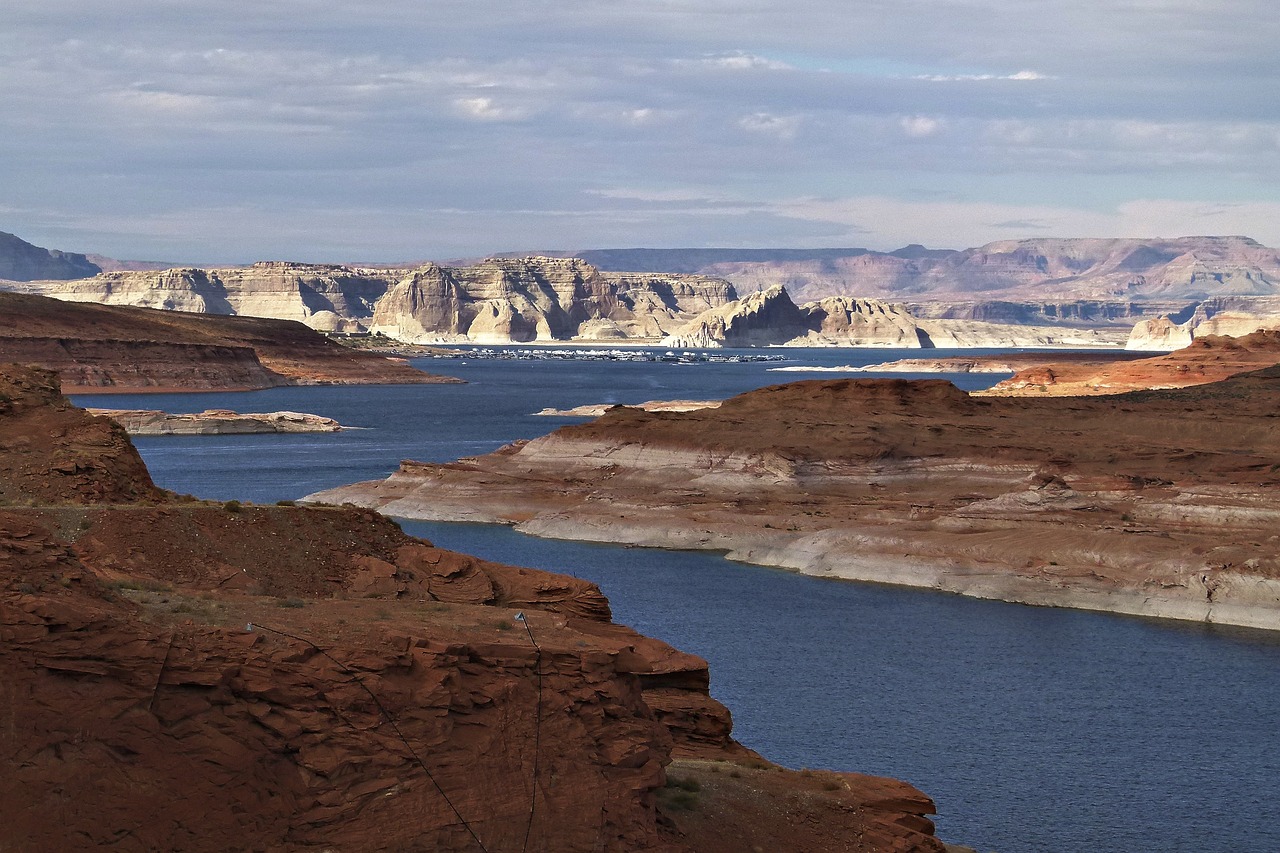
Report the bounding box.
[22,257,737,343]
[0,364,943,853]
[0,291,454,391]
[983,330,1280,396]
[1125,296,1280,350]
[661,286,1127,348]
[586,236,1280,305]
[91,408,344,435]
[310,371,1280,631]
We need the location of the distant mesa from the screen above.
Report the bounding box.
[0,230,101,281]
[7,230,1280,349]
[0,290,457,392]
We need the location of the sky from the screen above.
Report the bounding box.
[4,0,1280,263]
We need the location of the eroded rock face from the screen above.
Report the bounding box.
[1125,296,1280,350]
[26,257,739,343]
[0,364,944,853]
[0,231,101,281]
[90,408,344,435]
[0,291,453,391]
[984,330,1280,396]
[311,368,1280,631]
[660,287,1128,348]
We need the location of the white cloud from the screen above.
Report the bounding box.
[738,112,801,140]
[691,51,793,71]
[899,115,944,138]
[913,69,1053,82]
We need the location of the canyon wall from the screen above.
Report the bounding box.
[661,286,1127,348]
[25,257,738,344]
[0,291,452,391]
[0,364,944,853]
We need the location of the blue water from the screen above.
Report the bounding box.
[72,348,1280,853]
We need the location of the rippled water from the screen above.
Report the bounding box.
[72,348,1280,853]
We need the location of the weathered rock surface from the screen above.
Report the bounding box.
[775,352,1150,375]
[983,330,1280,396]
[0,231,101,281]
[0,364,944,853]
[536,400,721,417]
[1125,295,1280,350]
[0,291,455,391]
[91,408,344,435]
[311,368,1280,631]
[18,256,738,343]
[661,286,1127,348]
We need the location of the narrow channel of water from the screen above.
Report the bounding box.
[71,348,1280,853]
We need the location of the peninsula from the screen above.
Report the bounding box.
[308,336,1280,631]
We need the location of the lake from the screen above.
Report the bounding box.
[72,347,1280,853]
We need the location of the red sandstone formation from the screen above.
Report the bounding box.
[312,359,1280,630]
[0,364,942,852]
[0,291,456,391]
[982,329,1280,396]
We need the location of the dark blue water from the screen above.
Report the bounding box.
[72,348,1280,853]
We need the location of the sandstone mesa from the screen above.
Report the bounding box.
[0,291,456,392]
[10,231,1280,349]
[308,340,1280,632]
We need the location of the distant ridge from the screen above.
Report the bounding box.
[0,231,100,281]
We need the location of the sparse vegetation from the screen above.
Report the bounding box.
[223,499,242,513]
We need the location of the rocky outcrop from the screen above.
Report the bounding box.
[983,330,1280,396]
[310,369,1280,632]
[661,286,1127,348]
[23,256,738,343]
[0,363,944,853]
[0,291,454,391]
[661,285,815,347]
[91,408,344,435]
[0,231,101,282]
[1125,295,1280,350]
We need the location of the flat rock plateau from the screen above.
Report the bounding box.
[90,408,344,435]
[982,330,1280,396]
[0,291,455,392]
[0,363,944,852]
[310,335,1280,631]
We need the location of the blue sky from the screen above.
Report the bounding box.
[4,0,1279,262]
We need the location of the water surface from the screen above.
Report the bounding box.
[72,348,1280,853]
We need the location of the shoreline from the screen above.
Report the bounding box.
[460,512,1280,633]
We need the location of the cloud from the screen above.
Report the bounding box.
[2,0,1278,260]
[899,115,944,138]
[913,69,1053,82]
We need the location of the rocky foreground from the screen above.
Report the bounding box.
[0,363,943,852]
[982,330,1280,396]
[310,353,1280,631]
[0,291,454,391]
